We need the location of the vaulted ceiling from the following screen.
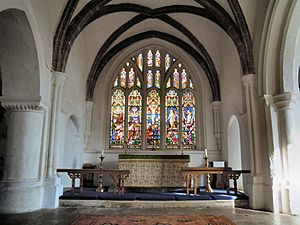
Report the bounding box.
[52,0,254,101]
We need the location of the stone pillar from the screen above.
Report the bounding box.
[272,92,296,214]
[241,74,263,209]
[211,101,222,151]
[84,101,94,149]
[0,97,44,213]
[43,71,66,209]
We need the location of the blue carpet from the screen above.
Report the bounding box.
[60,187,245,201]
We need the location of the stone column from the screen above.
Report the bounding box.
[43,71,66,208]
[211,101,222,151]
[273,92,296,214]
[84,101,94,149]
[0,97,44,213]
[47,71,67,177]
[241,74,263,209]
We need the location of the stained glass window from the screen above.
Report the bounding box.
[165,90,179,148]
[165,54,171,71]
[120,68,126,88]
[147,90,160,148]
[182,91,196,148]
[155,50,161,67]
[147,50,153,67]
[137,53,143,72]
[166,78,171,89]
[110,89,125,147]
[127,90,142,148]
[113,76,118,87]
[155,70,161,88]
[147,69,153,88]
[128,68,135,88]
[181,69,187,89]
[173,68,179,89]
[110,48,197,150]
[189,78,194,89]
[137,77,141,88]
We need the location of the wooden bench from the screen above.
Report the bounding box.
[57,169,130,195]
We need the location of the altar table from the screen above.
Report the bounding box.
[119,154,190,187]
[181,167,250,195]
[57,169,130,195]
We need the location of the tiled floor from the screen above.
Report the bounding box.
[0,207,300,225]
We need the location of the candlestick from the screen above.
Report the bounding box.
[96,154,105,192]
[124,139,128,155]
[181,141,184,155]
[203,150,213,193]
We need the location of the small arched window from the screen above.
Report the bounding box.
[109,48,197,150]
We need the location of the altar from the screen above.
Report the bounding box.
[118,154,190,187]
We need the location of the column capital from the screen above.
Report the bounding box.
[241,74,255,88]
[211,101,221,107]
[0,96,42,111]
[51,71,67,86]
[84,100,94,107]
[273,92,297,111]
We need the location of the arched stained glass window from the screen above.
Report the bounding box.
[155,50,161,67]
[166,90,179,148]
[137,53,143,72]
[182,91,196,148]
[110,89,125,148]
[147,90,160,148]
[147,50,153,67]
[128,68,135,89]
[127,90,142,148]
[147,69,153,88]
[109,48,197,150]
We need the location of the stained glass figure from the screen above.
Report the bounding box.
[113,76,118,87]
[120,67,126,88]
[128,67,135,88]
[189,78,194,89]
[146,90,160,148]
[165,90,179,148]
[110,89,125,147]
[137,77,141,88]
[127,90,142,148]
[182,91,196,147]
[181,69,187,89]
[147,50,153,67]
[155,70,161,88]
[137,53,143,72]
[147,69,153,88]
[173,68,179,89]
[155,50,161,67]
[166,77,171,89]
[165,54,171,71]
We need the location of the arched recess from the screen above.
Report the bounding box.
[227,115,243,190]
[0,9,40,98]
[89,39,211,152]
[61,114,82,188]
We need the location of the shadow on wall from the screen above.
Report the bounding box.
[0,67,8,179]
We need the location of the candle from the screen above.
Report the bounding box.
[204,148,207,157]
[101,149,104,156]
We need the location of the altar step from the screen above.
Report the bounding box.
[59,199,238,209]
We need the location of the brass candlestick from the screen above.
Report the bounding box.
[96,154,105,192]
[204,150,213,193]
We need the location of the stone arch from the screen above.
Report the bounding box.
[227,115,243,190]
[86,31,220,102]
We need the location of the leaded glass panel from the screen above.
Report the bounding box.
[146,90,160,148]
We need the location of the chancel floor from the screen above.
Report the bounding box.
[1,207,300,225]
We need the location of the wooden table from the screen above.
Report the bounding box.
[57,169,130,195]
[181,167,250,195]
